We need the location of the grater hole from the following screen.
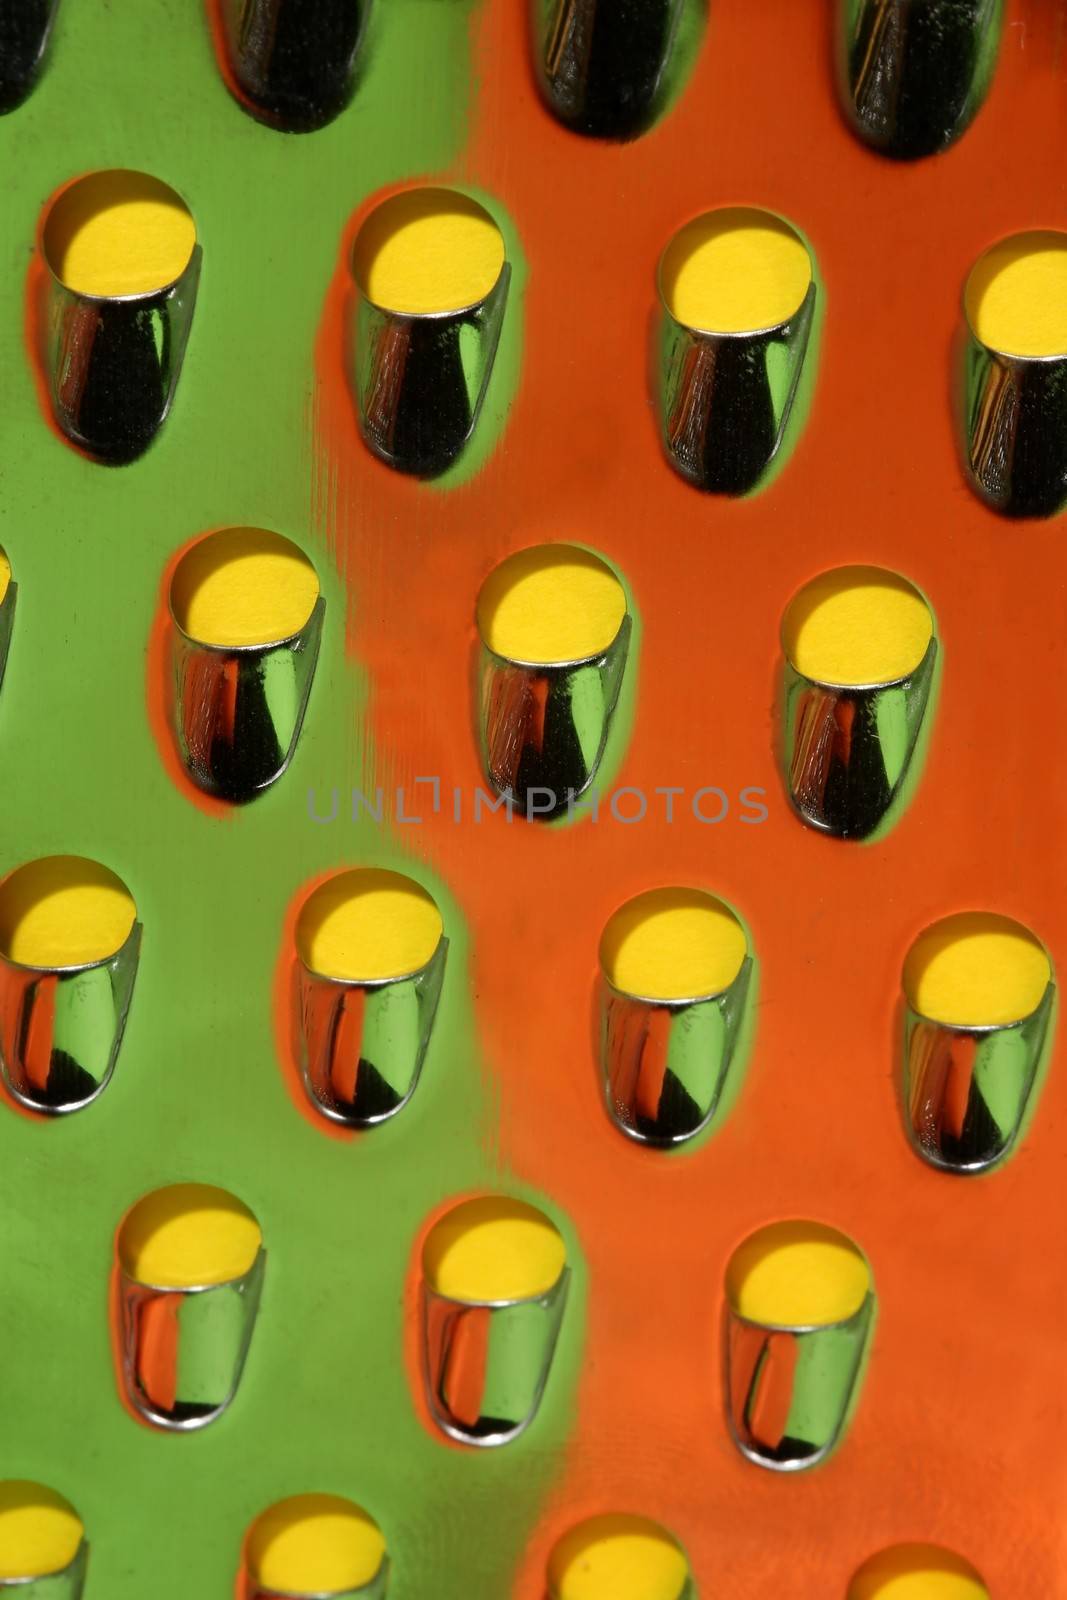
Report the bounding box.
[781,566,932,690]
[295,867,443,983]
[659,207,811,336]
[965,230,1067,359]
[477,544,626,668]
[726,1220,870,1328]
[244,1494,386,1596]
[904,911,1051,1029]
[599,886,746,1003]
[0,856,135,970]
[423,1195,566,1303]
[353,188,505,316]
[849,1542,988,1598]
[0,1481,83,1582]
[170,528,319,651]
[547,1513,690,1600]
[118,1183,261,1290]
[43,170,195,299]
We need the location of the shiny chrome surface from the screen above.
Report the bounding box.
[533,0,686,140]
[600,957,753,1146]
[44,245,201,465]
[216,0,370,133]
[782,637,936,840]
[963,335,1067,518]
[170,595,323,804]
[0,577,16,698]
[0,922,141,1115]
[840,0,1002,161]
[478,615,631,821]
[422,1270,569,1447]
[118,1248,265,1432]
[659,285,815,496]
[0,0,60,115]
[352,265,510,479]
[904,982,1054,1173]
[248,1558,389,1600]
[724,1293,874,1472]
[0,1541,88,1597]
[296,937,447,1128]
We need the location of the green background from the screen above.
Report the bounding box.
[0,2,587,1592]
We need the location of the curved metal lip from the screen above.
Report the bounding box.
[479,610,628,675]
[608,1104,711,1151]
[119,1243,265,1299]
[43,240,200,308]
[0,919,141,980]
[727,1287,874,1340]
[169,592,324,657]
[431,1409,530,1450]
[299,937,444,992]
[907,1133,1013,1178]
[8,0,61,116]
[298,937,446,1128]
[905,978,1054,1037]
[226,0,374,136]
[252,1554,389,1600]
[427,1354,566,1447]
[727,1422,833,1475]
[904,981,1055,1176]
[724,1292,874,1474]
[783,635,935,696]
[532,0,685,132]
[601,963,744,1011]
[4,1069,108,1120]
[131,1394,230,1435]
[0,1539,87,1587]
[423,1268,569,1449]
[300,1063,423,1130]
[601,954,752,1147]
[303,1081,414,1130]
[0,923,140,1116]
[963,300,1067,367]
[423,1264,569,1314]
[656,271,813,342]
[356,260,508,323]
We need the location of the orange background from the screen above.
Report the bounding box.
[314,1,1067,1590]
